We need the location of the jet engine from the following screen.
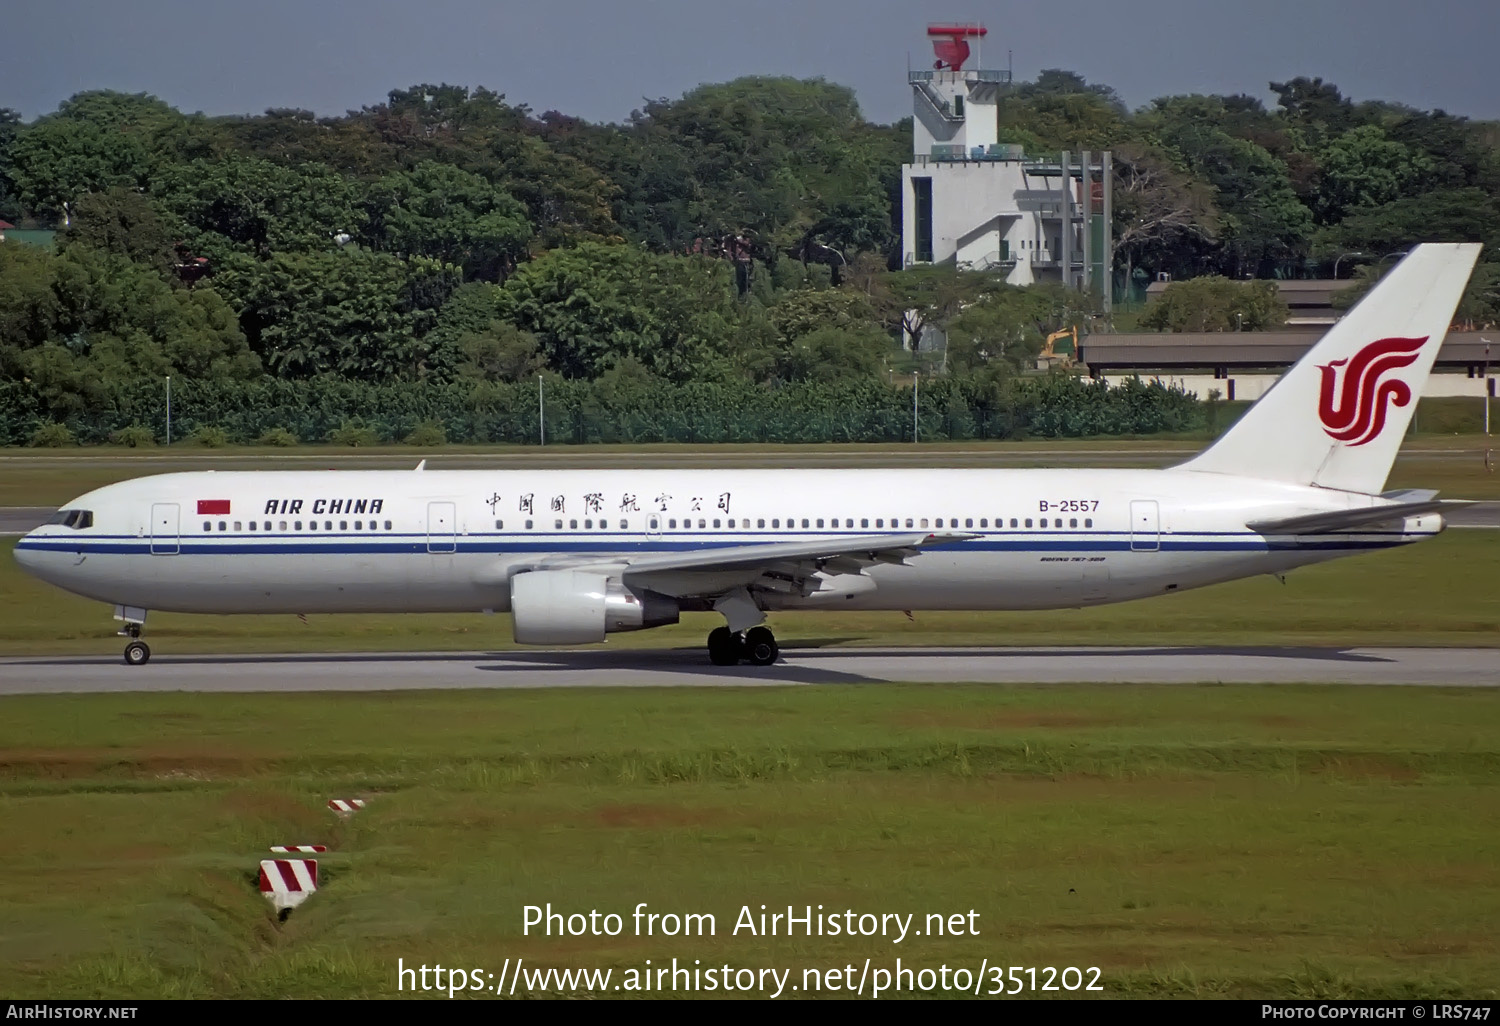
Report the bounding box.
[509,570,679,645]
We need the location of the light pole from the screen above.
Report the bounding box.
[1333,251,1369,279]
[538,375,545,446]
[1483,338,1492,438]
[912,371,920,444]
[165,376,171,446]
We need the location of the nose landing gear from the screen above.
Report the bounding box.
[116,615,150,665]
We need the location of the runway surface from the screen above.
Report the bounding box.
[1,646,1497,693]
[4,503,1498,535]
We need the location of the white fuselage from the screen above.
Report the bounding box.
[13,467,1440,617]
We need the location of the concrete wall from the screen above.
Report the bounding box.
[1102,373,1497,401]
[901,161,1067,284]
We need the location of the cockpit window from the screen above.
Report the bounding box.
[47,509,93,529]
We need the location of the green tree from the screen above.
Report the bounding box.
[773,325,890,383]
[58,187,181,275]
[155,156,366,260]
[1139,277,1288,332]
[1161,124,1313,276]
[499,243,738,381]
[456,320,547,380]
[4,117,150,224]
[217,249,430,378]
[1316,125,1433,224]
[364,160,530,279]
[1317,188,1500,258]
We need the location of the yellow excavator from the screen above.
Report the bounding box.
[1037,326,1077,368]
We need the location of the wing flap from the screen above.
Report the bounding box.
[615,531,972,576]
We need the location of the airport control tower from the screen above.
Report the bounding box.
[901,24,1112,304]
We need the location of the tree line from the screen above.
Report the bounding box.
[0,73,1496,443]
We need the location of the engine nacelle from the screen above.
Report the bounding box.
[509,570,679,645]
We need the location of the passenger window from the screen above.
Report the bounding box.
[979,518,987,528]
[309,521,317,531]
[295,521,302,531]
[966,518,974,528]
[861,518,869,528]
[669,519,677,528]
[619,519,627,529]
[845,519,853,528]
[728,519,735,528]
[816,519,824,528]
[905,518,913,528]
[264,521,272,531]
[569,519,577,529]
[714,519,721,528]
[249,521,257,532]
[757,519,765,528]
[801,518,809,528]
[1085,518,1093,528]
[218,522,227,532]
[1025,518,1033,528]
[370,520,378,530]
[876,519,884,528]
[340,521,347,530]
[279,521,287,531]
[771,519,779,528]
[555,519,563,529]
[354,521,362,531]
[920,518,929,528]
[386,520,393,530]
[697,518,705,529]
[525,519,534,529]
[325,521,333,531]
[202,521,211,531]
[234,522,242,531]
[1010,518,1018,528]
[1070,518,1077,528]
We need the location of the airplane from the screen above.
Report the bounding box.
[13,243,1482,667]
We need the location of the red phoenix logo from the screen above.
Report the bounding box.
[1316,336,1428,446]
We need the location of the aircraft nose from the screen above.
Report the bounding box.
[12,533,43,574]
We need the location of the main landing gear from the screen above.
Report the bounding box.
[707,625,779,667]
[119,621,150,665]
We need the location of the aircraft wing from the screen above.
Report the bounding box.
[530,532,976,595]
[1246,499,1473,535]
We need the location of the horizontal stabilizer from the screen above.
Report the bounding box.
[1246,499,1472,535]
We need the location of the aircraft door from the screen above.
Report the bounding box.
[1129,500,1160,552]
[427,501,457,553]
[149,503,180,555]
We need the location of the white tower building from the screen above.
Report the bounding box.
[900,24,1111,301]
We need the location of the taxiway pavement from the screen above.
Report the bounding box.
[1,646,1496,693]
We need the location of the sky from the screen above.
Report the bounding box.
[5,0,1499,125]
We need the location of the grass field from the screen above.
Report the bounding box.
[4,527,1497,657]
[1,684,1497,998]
[3,434,1498,505]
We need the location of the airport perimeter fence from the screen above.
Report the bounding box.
[0,374,1209,447]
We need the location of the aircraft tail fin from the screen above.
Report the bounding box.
[1178,243,1482,494]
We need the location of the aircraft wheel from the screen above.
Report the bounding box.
[124,640,151,666]
[743,626,778,666]
[707,627,742,666]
